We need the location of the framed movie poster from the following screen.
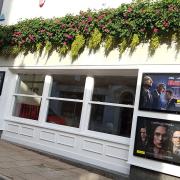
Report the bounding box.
[0,71,5,95]
[134,116,180,165]
[139,73,180,114]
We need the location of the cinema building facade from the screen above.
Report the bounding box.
[0,0,180,178]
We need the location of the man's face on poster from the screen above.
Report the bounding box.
[172,131,180,148]
[153,126,167,149]
[158,86,165,94]
[140,128,147,142]
[144,76,153,88]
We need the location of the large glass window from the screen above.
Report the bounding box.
[12,74,44,120]
[88,76,137,137]
[46,75,85,128]
[11,72,137,139]
[0,0,4,15]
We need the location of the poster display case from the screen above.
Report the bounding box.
[134,116,180,165]
[139,73,180,114]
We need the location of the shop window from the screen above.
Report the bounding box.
[0,0,3,14]
[46,75,85,128]
[12,74,44,120]
[89,76,137,137]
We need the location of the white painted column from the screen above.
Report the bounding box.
[79,76,94,131]
[38,75,52,124]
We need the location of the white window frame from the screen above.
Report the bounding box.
[8,69,138,145]
[81,76,135,144]
[10,74,45,124]
[42,74,86,133]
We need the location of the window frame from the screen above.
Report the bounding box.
[85,75,136,141]
[8,69,138,145]
[44,74,86,130]
[11,74,45,122]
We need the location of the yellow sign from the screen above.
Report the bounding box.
[177,99,180,103]
[136,150,145,155]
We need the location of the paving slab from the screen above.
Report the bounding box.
[0,140,128,180]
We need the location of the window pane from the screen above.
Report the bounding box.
[89,104,134,137]
[13,96,41,120]
[92,76,137,104]
[0,0,3,14]
[47,100,82,128]
[16,74,45,96]
[50,75,85,99]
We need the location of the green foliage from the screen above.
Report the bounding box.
[45,41,52,54]
[119,39,128,55]
[71,35,85,58]
[88,28,102,49]
[36,42,43,52]
[149,35,160,54]
[130,34,140,51]
[104,35,114,51]
[0,0,179,58]
[57,44,69,55]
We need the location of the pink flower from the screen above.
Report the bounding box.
[88,17,93,22]
[163,21,169,28]
[153,28,159,33]
[64,34,73,39]
[127,7,133,13]
[13,31,22,36]
[63,42,67,45]
[100,25,105,29]
[98,15,104,20]
[61,24,66,28]
[28,34,35,42]
[40,29,46,33]
[84,27,88,32]
[104,29,110,33]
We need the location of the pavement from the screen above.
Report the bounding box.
[0,139,128,180]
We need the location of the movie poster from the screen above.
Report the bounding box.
[139,73,180,114]
[134,116,180,165]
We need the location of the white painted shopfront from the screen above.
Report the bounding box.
[0,0,180,178]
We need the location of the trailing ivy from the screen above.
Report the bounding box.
[105,35,114,52]
[0,0,179,59]
[88,28,102,50]
[130,34,140,51]
[71,34,85,58]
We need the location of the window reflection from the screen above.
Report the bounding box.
[92,76,136,104]
[16,74,44,96]
[13,96,41,120]
[50,75,85,99]
[89,104,134,137]
[47,100,82,128]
